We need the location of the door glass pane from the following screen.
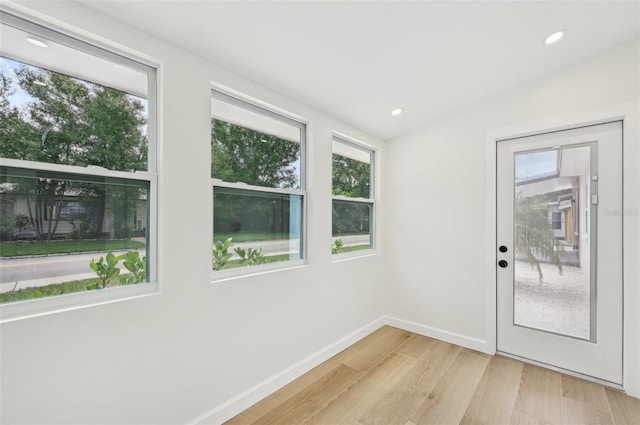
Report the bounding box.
[513,145,593,340]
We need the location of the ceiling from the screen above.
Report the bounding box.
[76,1,640,141]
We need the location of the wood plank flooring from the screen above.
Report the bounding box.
[225,326,640,425]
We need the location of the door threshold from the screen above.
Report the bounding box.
[497,351,623,391]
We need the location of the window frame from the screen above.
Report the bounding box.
[210,88,307,280]
[331,134,377,258]
[0,13,159,322]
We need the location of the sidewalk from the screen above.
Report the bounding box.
[0,272,97,294]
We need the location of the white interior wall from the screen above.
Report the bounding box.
[0,2,385,424]
[385,39,639,393]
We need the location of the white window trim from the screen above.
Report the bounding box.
[210,89,307,281]
[331,135,377,258]
[0,14,159,322]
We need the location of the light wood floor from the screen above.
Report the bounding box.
[225,326,640,425]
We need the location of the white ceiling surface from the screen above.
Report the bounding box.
[76,1,640,141]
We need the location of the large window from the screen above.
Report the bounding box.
[211,90,305,273]
[332,136,375,255]
[0,14,157,315]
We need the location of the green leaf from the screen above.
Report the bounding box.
[123,261,136,274]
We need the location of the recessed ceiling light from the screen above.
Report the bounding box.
[543,30,565,46]
[391,108,404,116]
[26,37,48,48]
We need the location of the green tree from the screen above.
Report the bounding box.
[332,200,370,236]
[0,74,37,161]
[0,69,71,240]
[211,119,300,236]
[332,154,370,198]
[514,191,563,283]
[211,119,299,188]
[76,85,147,237]
[0,62,147,240]
[331,154,371,236]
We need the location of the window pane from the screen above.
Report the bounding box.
[211,95,301,190]
[331,200,372,253]
[213,187,302,271]
[332,138,371,199]
[331,137,374,255]
[332,153,371,198]
[513,145,592,340]
[0,168,149,304]
[1,19,149,172]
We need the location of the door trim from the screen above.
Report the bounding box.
[497,351,624,390]
[485,101,640,398]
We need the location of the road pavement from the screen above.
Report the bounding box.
[0,234,369,292]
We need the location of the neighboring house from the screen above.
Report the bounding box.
[0,183,147,240]
[515,146,591,270]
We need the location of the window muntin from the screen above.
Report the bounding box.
[332,137,375,255]
[211,90,305,273]
[0,14,156,312]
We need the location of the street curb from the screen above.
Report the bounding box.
[0,249,137,260]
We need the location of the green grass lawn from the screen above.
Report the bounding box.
[0,240,145,257]
[336,244,370,254]
[213,232,290,243]
[216,253,291,271]
[0,275,142,304]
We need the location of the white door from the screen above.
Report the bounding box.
[496,121,623,385]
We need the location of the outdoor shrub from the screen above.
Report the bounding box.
[14,214,30,231]
[89,251,122,289]
[332,238,344,254]
[213,238,233,270]
[0,215,15,241]
[119,251,146,285]
[248,247,266,265]
[235,246,266,266]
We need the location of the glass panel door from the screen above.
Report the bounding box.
[496,121,622,385]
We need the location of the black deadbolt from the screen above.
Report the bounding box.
[499,245,508,253]
[498,260,508,268]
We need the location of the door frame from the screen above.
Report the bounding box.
[485,101,640,398]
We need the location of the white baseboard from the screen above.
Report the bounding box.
[187,316,386,425]
[187,315,491,425]
[384,316,492,355]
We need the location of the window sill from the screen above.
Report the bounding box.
[331,249,379,263]
[0,281,159,323]
[211,259,307,283]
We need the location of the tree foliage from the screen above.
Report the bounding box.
[514,191,563,283]
[332,200,370,236]
[332,154,370,198]
[0,62,147,240]
[211,119,299,189]
[211,119,301,236]
[0,74,35,160]
[10,65,147,170]
[331,154,371,236]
